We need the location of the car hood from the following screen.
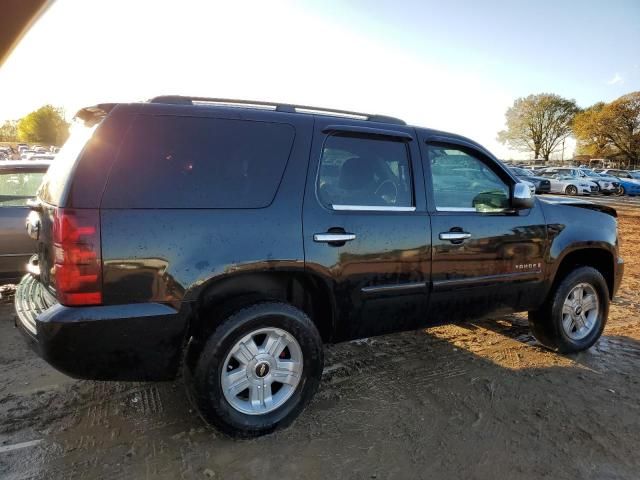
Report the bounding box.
[539,197,617,217]
[517,175,547,182]
[594,175,619,182]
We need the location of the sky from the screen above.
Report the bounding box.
[0,0,638,159]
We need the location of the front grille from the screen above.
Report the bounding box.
[15,274,56,336]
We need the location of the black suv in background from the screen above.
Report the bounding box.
[16,97,623,437]
[509,166,551,194]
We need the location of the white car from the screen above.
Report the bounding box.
[543,173,596,195]
[576,168,617,194]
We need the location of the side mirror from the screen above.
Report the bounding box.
[512,182,534,209]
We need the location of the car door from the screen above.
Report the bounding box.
[303,119,430,341]
[420,137,548,323]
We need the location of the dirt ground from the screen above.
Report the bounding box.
[1,202,639,479]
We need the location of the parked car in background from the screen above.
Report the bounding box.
[509,167,551,193]
[615,178,640,196]
[575,168,618,195]
[29,154,55,161]
[541,168,601,193]
[540,172,595,195]
[599,169,640,185]
[20,150,37,160]
[0,161,51,284]
[14,97,623,437]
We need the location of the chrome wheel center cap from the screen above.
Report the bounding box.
[255,361,270,378]
[574,306,582,316]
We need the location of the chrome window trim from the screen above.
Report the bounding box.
[435,206,477,212]
[331,205,416,212]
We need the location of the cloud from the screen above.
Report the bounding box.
[607,73,623,85]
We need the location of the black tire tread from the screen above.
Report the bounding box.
[528,266,609,353]
[186,301,323,438]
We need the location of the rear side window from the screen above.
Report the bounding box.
[102,115,295,208]
[38,122,97,205]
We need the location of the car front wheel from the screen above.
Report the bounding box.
[565,185,578,196]
[187,302,324,437]
[528,266,609,353]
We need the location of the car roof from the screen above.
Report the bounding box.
[76,97,494,157]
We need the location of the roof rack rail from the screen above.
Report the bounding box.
[148,95,406,125]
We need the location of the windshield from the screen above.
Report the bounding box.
[37,120,97,205]
[581,169,600,177]
[511,167,533,176]
[0,171,46,206]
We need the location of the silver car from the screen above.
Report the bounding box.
[541,172,595,196]
[0,161,51,284]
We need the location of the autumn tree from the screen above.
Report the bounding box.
[498,93,579,161]
[573,92,640,168]
[0,120,18,142]
[17,105,70,146]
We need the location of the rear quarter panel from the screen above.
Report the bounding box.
[100,113,313,309]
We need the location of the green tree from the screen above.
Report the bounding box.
[17,105,70,146]
[498,93,579,161]
[573,92,640,168]
[0,120,18,142]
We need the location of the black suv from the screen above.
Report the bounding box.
[15,97,624,437]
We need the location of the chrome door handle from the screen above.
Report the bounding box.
[313,233,356,243]
[439,232,471,241]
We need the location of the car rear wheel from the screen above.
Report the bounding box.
[565,185,578,196]
[528,266,608,353]
[187,302,323,437]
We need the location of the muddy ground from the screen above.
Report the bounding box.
[1,199,639,479]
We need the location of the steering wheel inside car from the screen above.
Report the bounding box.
[375,179,398,205]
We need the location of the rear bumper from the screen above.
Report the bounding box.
[15,275,189,381]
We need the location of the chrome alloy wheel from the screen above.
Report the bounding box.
[221,327,303,415]
[561,283,600,341]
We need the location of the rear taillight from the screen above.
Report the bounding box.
[53,208,102,306]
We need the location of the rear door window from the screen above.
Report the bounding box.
[317,134,413,209]
[102,115,295,208]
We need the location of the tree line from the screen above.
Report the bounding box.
[0,105,70,146]
[499,91,639,168]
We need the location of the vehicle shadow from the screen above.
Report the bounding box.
[3,310,640,480]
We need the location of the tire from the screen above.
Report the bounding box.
[528,266,609,353]
[187,302,323,437]
[618,186,626,196]
[565,185,578,196]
